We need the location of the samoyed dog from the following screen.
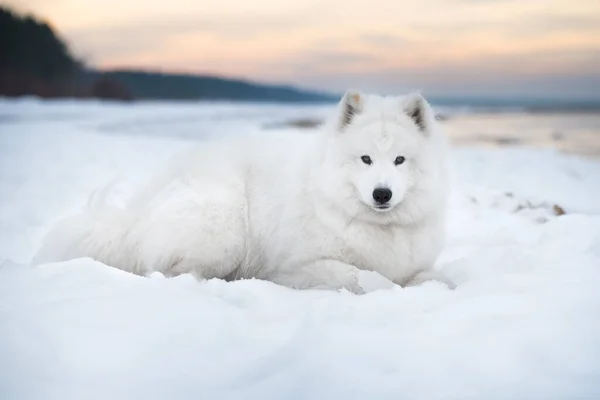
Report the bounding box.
[34,90,454,293]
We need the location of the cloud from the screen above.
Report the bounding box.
[65,11,326,65]
[510,13,600,36]
[68,12,318,42]
[359,34,413,46]
[301,50,377,65]
[452,0,520,3]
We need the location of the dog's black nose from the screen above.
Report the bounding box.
[372,188,393,204]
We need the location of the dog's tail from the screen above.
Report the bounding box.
[32,180,133,270]
[85,177,121,211]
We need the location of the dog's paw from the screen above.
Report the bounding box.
[356,270,398,293]
[403,269,456,289]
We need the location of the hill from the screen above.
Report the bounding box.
[88,70,335,102]
[0,6,82,97]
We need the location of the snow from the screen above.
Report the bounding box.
[1,98,600,399]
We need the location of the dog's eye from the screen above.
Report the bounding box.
[394,156,406,165]
[361,155,372,165]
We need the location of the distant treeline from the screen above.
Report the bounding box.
[93,70,335,102]
[0,6,334,102]
[0,6,84,98]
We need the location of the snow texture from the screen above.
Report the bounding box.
[1,98,600,399]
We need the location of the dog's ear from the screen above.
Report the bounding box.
[338,89,364,130]
[402,92,432,133]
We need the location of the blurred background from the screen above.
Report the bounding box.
[1,0,600,154]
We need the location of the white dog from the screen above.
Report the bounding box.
[34,90,454,293]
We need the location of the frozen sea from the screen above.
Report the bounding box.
[1,98,600,399]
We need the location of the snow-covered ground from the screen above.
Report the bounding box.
[1,98,600,399]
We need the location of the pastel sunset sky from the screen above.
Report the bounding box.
[7,0,600,98]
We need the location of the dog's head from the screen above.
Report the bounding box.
[317,90,449,224]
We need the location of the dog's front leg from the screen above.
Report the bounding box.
[402,268,456,289]
[273,260,398,294]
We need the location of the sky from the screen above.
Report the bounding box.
[6,0,600,98]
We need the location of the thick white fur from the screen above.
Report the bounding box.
[33,90,454,294]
